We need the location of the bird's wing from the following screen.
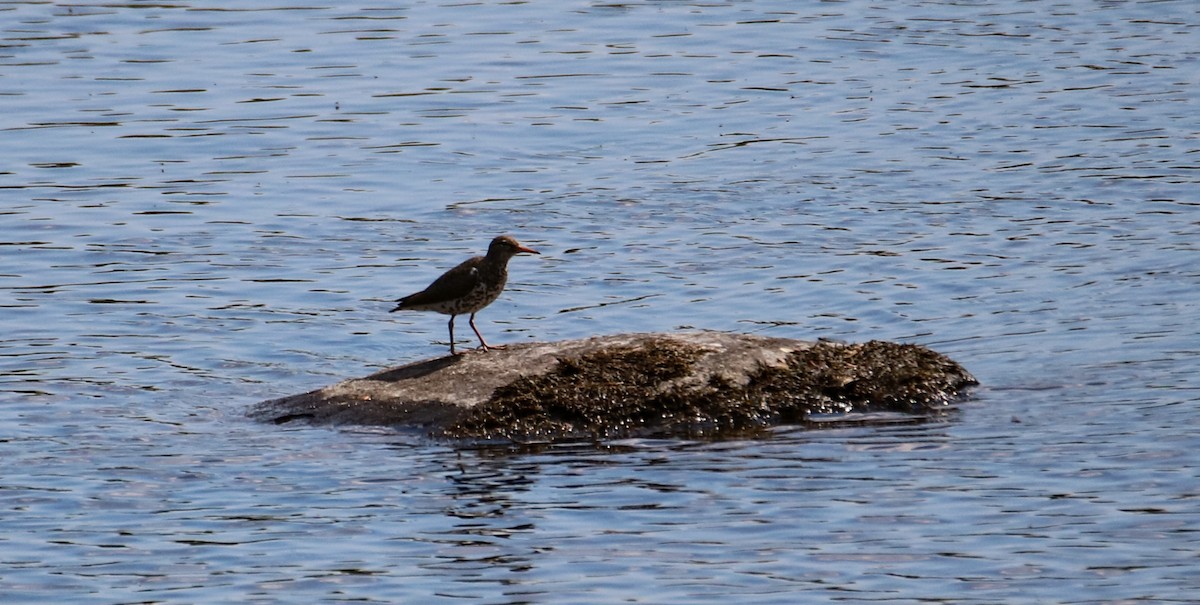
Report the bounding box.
[395,257,482,307]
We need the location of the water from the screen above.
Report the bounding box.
[2,0,1198,602]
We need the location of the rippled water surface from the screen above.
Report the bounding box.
[2,1,1198,602]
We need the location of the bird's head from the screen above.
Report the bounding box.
[488,235,540,259]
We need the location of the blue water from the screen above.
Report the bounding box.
[2,1,1198,602]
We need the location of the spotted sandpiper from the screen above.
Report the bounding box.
[390,235,540,356]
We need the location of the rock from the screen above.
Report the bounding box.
[248,332,977,441]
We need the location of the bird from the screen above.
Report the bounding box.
[390,235,540,356]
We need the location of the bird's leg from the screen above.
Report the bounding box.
[448,315,459,356]
[468,312,505,351]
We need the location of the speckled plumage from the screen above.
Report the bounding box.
[391,236,539,355]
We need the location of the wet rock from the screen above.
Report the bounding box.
[249,332,977,441]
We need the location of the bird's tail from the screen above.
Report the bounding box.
[389,297,412,313]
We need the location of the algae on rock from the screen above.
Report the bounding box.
[440,338,976,441]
